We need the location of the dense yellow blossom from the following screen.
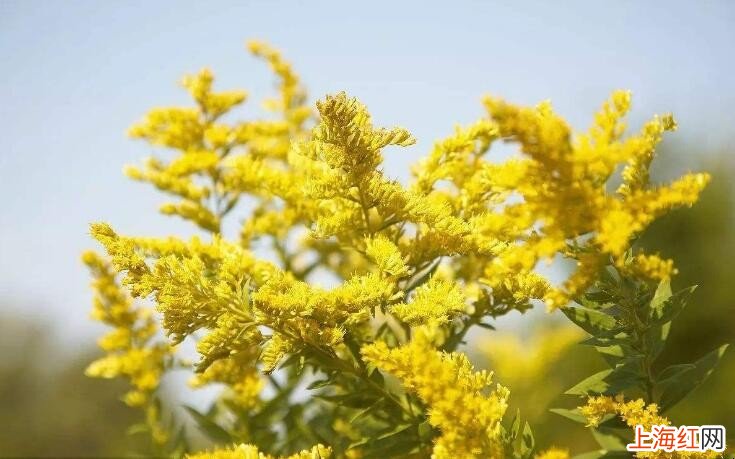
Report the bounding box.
[534,447,570,459]
[84,40,715,457]
[246,40,311,128]
[181,68,247,118]
[580,395,664,430]
[81,250,172,444]
[292,91,505,261]
[251,270,397,370]
[186,443,331,459]
[364,235,409,279]
[580,396,720,458]
[473,91,709,308]
[190,347,263,409]
[391,277,466,325]
[362,330,509,458]
[88,221,400,375]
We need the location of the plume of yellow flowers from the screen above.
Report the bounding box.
[534,448,570,459]
[478,92,708,308]
[83,40,712,457]
[580,396,720,458]
[186,443,331,459]
[362,329,510,458]
[81,250,172,445]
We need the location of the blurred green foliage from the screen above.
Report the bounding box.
[640,156,735,432]
[0,313,149,457]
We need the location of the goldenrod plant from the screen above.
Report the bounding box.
[83,41,727,458]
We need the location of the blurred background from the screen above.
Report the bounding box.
[1,0,733,456]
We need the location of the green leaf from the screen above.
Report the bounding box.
[579,334,629,347]
[573,451,631,459]
[563,306,619,337]
[349,424,418,457]
[278,352,305,373]
[597,414,628,429]
[649,284,696,325]
[549,408,589,424]
[170,424,189,457]
[594,342,642,367]
[592,428,627,451]
[349,399,383,423]
[306,378,332,390]
[369,367,385,385]
[643,322,671,360]
[566,370,614,395]
[566,362,642,396]
[417,421,433,439]
[511,408,522,437]
[584,289,618,304]
[656,363,695,381]
[315,392,380,409]
[184,406,232,443]
[572,451,607,459]
[125,422,150,436]
[521,422,535,454]
[650,279,672,310]
[343,333,367,369]
[658,344,730,411]
[594,344,629,358]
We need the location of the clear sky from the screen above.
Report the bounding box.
[1,0,734,349]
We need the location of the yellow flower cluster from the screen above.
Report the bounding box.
[293,92,503,259]
[189,356,264,409]
[476,91,708,308]
[81,250,171,444]
[125,43,311,236]
[391,276,466,325]
[581,395,666,429]
[186,443,331,459]
[84,40,712,456]
[246,40,311,129]
[362,330,510,458]
[252,270,397,370]
[534,447,570,459]
[88,218,402,376]
[580,396,720,458]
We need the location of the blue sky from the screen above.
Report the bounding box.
[1,0,734,347]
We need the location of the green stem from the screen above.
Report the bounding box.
[442,312,483,353]
[272,326,418,423]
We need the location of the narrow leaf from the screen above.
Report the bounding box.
[563,306,619,337]
[649,284,696,325]
[592,428,627,451]
[549,408,589,424]
[659,344,729,411]
[184,406,232,443]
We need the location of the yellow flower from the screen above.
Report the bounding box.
[81,250,172,442]
[186,443,331,459]
[391,277,467,325]
[362,330,509,458]
[476,91,709,308]
[579,396,720,458]
[84,40,714,457]
[364,234,409,278]
[535,447,570,459]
